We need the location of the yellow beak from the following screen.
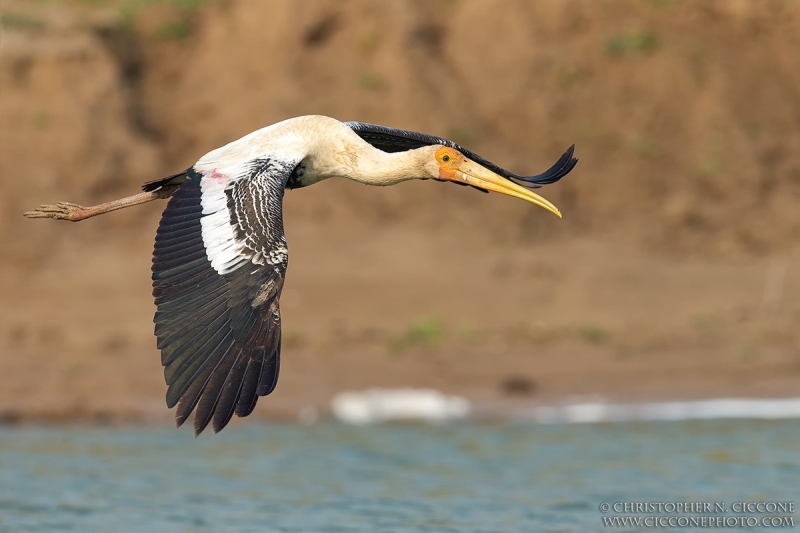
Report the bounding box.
[447,159,562,218]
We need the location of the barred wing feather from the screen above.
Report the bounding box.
[151,158,294,435]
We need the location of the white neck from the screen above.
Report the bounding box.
[345,144,440,186]
[302,126,441,187]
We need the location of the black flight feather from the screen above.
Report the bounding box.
[151,164,289,436]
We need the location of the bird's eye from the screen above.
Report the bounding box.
[442,154,450,162]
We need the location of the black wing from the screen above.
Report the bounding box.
[151,159,292,435]
[345,121,577,189]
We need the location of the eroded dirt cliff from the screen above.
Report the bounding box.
[2,0,800,423]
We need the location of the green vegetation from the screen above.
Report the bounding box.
[605,29,660,57]
[558,66,579,88]
[357,70,386,91]
[405,317,444,346]
[358,29,380,53]
[698,155,722,175]
[112,0,211,31]
[605,35,628,57]
[632,30,659,52]
[579,325,608,344]
[154,19,192,39]
[388,317,445,354]
[124,0,208,10]
[630,135,663,158]
[697,136,724,174]
[283,329,304,349]
[1,13,45,30]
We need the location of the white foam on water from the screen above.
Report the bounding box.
[530,398,800,424]
[331,388,471,424]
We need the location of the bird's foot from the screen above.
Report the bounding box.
[23,202,88,222]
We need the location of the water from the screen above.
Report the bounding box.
[0,420,798,532]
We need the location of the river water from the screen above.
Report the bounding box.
[1,420,798,532]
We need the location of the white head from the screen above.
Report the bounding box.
[300,127,562,217]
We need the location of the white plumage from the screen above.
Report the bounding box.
[24,115,577,435]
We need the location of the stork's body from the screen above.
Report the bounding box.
[25,115,577,435]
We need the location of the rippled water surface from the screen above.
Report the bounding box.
[1,420,798,532]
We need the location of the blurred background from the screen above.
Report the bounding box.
[3,1,800,531]
[2,0,800,423]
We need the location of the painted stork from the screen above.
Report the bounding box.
[24,115,577,435]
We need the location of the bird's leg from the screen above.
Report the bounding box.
[23,185,179,222]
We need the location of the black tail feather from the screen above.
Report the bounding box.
[143,171,189,192]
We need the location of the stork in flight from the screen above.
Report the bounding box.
[25,116,577,435]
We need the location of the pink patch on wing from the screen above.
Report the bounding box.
[210,170,230,184]
[201,169,232,193]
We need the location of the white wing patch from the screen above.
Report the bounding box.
[200,172,248,275]
[194,127,308,277]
